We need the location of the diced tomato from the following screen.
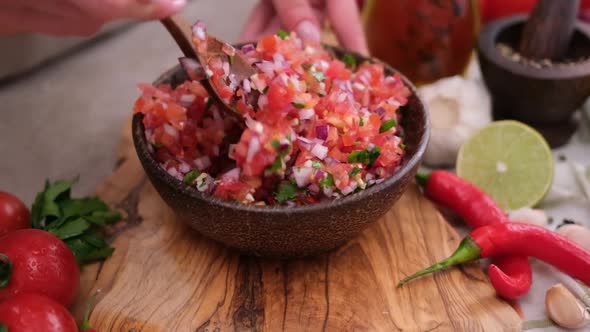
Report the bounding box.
[326,60,352,80]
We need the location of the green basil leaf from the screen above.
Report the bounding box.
[86,210,121,225]
[61,198,108,219]
[350,167,361,178]
[80,231,108,249]
[80,246,115,263]
[49,217,90,240]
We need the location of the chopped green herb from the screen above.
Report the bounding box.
[270,139,281,150]
[275,183,297,203]
[399,143,406,150]
[276,30,290,40]
[268,155,284,173]
[183,170,201,184]
[348,147,381,167]
[205,98,214,111]
[342,54,357,69]
[302,63,313,70]
[312,160,322,169]
[262,86,270,94]
[359,116,364,127]
[310,71,325,82]
[379,119,397,133]
[292,102,306,109]
[319,173,335,188]
[350,167,361,178]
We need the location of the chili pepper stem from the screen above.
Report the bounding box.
[0,254,12,288]
[415,172,430,187]
[81,290,100,331]
[398,237,482,287]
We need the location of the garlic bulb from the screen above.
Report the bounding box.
[418,76,491,167]
[556,224,590,251]
[507,207,548,227]
[545,283,590,329]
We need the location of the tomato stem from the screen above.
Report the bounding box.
[0,254,12,288]
[397,237,482,287]
[0,322,7,332]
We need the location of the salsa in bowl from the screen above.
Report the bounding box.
[132,29,429,257]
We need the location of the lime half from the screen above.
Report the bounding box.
[456,120,554,211]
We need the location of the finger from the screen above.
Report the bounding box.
[75,0,186,21]
[272,0,320,43]
[18,0,85,20]
[256,16,282,39]
[0,7,102,36]
[327,0,368,54]
[239,0,274,42]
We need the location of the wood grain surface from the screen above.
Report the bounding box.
[70,120,521,331]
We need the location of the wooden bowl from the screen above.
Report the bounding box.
[477,15,590,147]
[132,46,429,258]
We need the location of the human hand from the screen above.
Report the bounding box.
[0,0,186,36]
[239,0,368,54]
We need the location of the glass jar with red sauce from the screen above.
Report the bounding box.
[363,0,479,85]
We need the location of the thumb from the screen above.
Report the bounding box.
[272,0,320,43]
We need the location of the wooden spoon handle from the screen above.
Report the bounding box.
[161,15,197,58]
[519,0,579,60]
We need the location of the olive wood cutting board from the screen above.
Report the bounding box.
[69,118,522,331]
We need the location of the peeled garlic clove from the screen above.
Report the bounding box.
[507,207,548,227]
[546,283,590,329]
[556,224,590,251]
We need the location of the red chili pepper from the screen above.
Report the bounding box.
[398,222,590,287]
[416,171,532,300]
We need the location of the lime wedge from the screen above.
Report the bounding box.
[456,120,554,211]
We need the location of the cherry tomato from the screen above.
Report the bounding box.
[0,229,80,306]
[480,0,590,24]
[0,293,78,332]
[0,191,30,237]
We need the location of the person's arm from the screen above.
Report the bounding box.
[0,0,186,36]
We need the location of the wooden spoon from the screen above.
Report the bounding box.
[160,15,256,117]
[519,0,579,60]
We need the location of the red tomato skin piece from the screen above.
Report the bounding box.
[0,191,31,237]
[0,293,78,332]
[0,229,80,306]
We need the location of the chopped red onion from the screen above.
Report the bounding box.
[375,107,386,118]
[192,20,207,40]
[179,94,196,107]
[163,124,178,138]
[314,170,325,181]
[294,167,313,187]
[341,182,358,196]
[223,168,241,180]
[308,184,320,193]
[315,125,328,140]
[311,144,328,160]
[299,108,315,120]
[297,136,312,144]
[323,186,334,196]
[324,157,339,166]
[194,156,211,170]
[179,162,191,173]
[257,95,268,109]
[246,137,261,162]
[241,44,255,53]
[243,79,251,93]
